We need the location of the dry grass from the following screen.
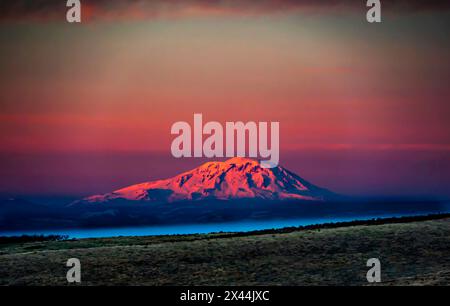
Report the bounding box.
[1,218,449,286]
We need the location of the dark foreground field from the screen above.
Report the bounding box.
[1,216,449,286]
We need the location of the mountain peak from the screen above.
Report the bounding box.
[197,157,258,170]
[224,157,259,165]
[82,158,333,204]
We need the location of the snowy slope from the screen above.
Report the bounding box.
[83,157,332,203]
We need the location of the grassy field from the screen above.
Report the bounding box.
[1,217,449,286]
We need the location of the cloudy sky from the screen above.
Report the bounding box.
[0,0,449,198]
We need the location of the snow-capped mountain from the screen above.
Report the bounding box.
[82,157,333,204]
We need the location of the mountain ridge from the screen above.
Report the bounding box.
[81,157,334,204]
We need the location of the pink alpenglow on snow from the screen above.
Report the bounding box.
[83,157,333,204]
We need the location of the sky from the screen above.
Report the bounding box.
[0,0,450,199]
